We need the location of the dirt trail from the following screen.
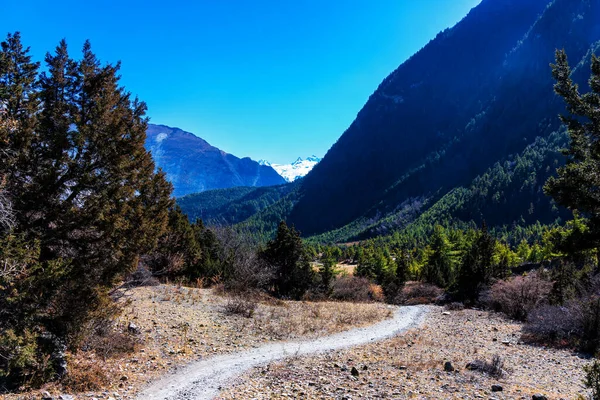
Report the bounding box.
[136,305,430,400]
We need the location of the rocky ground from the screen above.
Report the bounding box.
[218,307,592,399]
[1,284,392,400]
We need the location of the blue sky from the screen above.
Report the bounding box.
[4,0,481,164]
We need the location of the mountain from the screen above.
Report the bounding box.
[258,156,322,182]
[145,124,286,197]
[282,0,600,238]
[178,0,600,243]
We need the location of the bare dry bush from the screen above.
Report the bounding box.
[123,264,160,288]
[466,354,506,378]
[213,227,274,293]
[61,356,110,392]
[330,276,384,303]
[483,271,552,320]
[142,253,185,278]
[398,282,443,305]
[223,296,257,318]
[525,302,583,342]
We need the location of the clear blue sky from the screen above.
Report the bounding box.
[4,0,480,164]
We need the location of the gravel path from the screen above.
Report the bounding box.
[136,305,430,400]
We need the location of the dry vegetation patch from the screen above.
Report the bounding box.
[218,307,591,399]
[3,284,391,399]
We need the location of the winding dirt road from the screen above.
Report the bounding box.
[136,305,429,400]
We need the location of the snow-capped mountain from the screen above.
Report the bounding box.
[258,156,321,182]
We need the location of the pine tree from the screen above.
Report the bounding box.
[424,226,455,288]
[146,206,202,278]
[395,250,409,287]
[544,50,600,256]
[0,32,40,183]
[455,223,496,301]
[260,221,313,299]
[319,257,335,293]
[0,34,173,386]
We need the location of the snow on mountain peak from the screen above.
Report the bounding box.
[260,156,322,182]
[155,132,168,143]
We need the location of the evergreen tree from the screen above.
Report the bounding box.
[545,50,600,257]
[0,32,39,184]
[0,34,173,386]
[423,226,455,288]
[260,221,313,299]
[319,257,335,293]
[455,223,496,301]
[395,250,409,287]
[146,206,202,278]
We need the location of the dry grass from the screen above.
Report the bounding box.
[335,263,356,276]
[60,355,111,392]
[249,300,393,339]
[2,284,393,399]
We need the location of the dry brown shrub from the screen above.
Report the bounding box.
[223,296,257,318]
[369,284,385,302]
[330,276,383,303]
[61,356,110,392]
[398,282,443,305]
[83,328,138,360]
[483,271,552,320]
[466,354,507,378]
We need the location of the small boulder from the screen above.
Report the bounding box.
[41,391,53,400]
[532,395,548,400]
[351,366,359,377]
[59,396,74,400]
[362,365,368,371]
[128,322,140,334]
[491,385,503,392]
[444,361,455,372]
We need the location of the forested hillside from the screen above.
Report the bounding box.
[177,182,297,226]
[182,0,600,243]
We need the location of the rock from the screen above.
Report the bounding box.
[532,395,548,400]
[128,322,140,334]
[442,311,451,315]
[444,361,455,372]
[351,366,359,377]
[120,375,128,381]
[362,365,368,370]
[398,365,407,370]
[58,396,74,400]
[41,391,53,400]
[465,360,485,371]
[491,385,503,392]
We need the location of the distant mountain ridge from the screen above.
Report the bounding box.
[258,156,322,182]
[145,124,286,197]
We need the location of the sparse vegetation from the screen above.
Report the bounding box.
[483,272,552,321]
